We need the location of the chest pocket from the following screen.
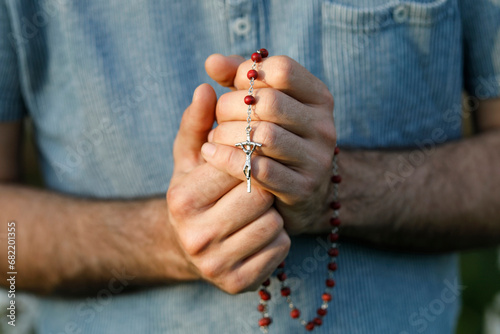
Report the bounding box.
[321,0,462,148]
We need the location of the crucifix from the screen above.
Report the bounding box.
[235,137,262,193]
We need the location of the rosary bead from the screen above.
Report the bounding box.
[259,289,271,301]
[251,52,262,62]
[259,48,269,58]
[305,322,315,331]
[334,146,340,155]
[331,175,342,183]
[328,248,339,257]
[262,278,271,287]
[258,317,272,327]
[257,304,266,312]
[277,272,287,281]
[313,317,323,326]
[244,95,256,105]
[278,261,285,268]
[281,287,291,296]
[322,293,332,302]
[328,262,338,271]
[247,69,258,80]
[328,233,339,242]
[330,217,341,227]
[326,279,336,287]
[317,308,327,317]
[290,309,301,319]
[330,201,341,210]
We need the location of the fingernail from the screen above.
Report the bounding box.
[208,129,214,142]
[201,142,216,158]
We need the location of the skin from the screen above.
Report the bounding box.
[0,54,499,296]
[205,54,500,252]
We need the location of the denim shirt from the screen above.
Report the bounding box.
[1,0,499,333]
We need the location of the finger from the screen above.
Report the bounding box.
[221,208,283,260]
[205,54,246,91]
[173,181,276,257]
[167,163,240,215]
[202,181,275,239]
[216,88,321,137]
[209,120,311,167]
[232,230,290,292]
[201,142,307,198]
[233,55,334,107]
[173,84,217,173]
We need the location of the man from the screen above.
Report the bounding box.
[1,0,499,333]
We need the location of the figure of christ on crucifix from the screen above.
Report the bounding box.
[235,140,262,193]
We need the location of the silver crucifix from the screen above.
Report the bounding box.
[235,139,262,192]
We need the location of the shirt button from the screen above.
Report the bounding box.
[233,16,251,35]
[393,5,409,23]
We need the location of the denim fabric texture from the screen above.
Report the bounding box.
[1,0,500,333]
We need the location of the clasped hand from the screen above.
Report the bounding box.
[167,54,336,294]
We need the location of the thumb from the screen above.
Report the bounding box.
[205,54,245,91]
[173,83,217,174]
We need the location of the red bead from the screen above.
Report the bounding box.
[247,69,258,80]
[334,147,340,155]
[305,322,315,331]
[331,175,342,183]
[317,308,327,317]
[328,248,339,257]
[281,287,291,296]
[251,52,262,62]
[329,233,339,242]
[278,261,285,268]
[330,202,341,210]
[259,289,271,301]
[330,217,341,227]
[326,278,336,287]
[313,317,323,326]
[262,279,270,287]
[290,309,301,319]
[244,95,256,105]
[322,293,332,302]
[259,48,269,58]
[258,317,272,327]
[328,262,338,271]
[257,304,266,312]
[277,272,287,281]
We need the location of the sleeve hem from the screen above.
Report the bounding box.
[0,98,26,122]
[465,75,500,100]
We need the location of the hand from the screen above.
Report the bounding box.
[167,84,290,294]
[203,54,336,235]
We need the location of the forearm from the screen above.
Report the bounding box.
[0,185,196,294]
[337,130,500,252]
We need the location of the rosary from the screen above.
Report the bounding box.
[235,49,341,332]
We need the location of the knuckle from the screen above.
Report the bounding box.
[179,231,213,256]
[278,231,292,255]
[322,87,335,110]
[167,184,195,218]
[224,272,250,295]
[252,185,275,208]
[198,257,224,280]
[265,209,284,235]
[273,56,295,86]
[254,157,274,185]
[258,121,279,149]
[216,92,232,120]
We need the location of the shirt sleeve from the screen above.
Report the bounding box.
[460,0,500,99]
[0,0,25,121]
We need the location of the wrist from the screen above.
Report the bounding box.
[145,198,201,283]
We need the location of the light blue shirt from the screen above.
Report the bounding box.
[1,0,499,333]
